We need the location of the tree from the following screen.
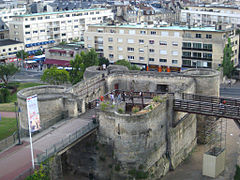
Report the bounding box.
[0,63,19,85]
[41,67,70,85]
[115,60,140,70]
[16,50,28,61]
[69,49,99,85]
[34,50,43,56]
[82,49,99,70]
[222,38,234,78]
[69,54,84,85]
[99,57,110,66]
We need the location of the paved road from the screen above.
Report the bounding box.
[0,110,95,180]
[10,69,43,83]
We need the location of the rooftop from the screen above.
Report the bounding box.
[0,39,23,47]
[14,8,107,17]
[91,23,225,32]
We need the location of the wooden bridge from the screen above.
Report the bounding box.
[174,93,240,128]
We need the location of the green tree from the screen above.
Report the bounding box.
[222,38,234,78]
[34,50,43,56]
[99,57,109,66]
[115,59,140,70]
[69,49,99,85]
[16,50,28,61]
[0,63,19,85]
[82,49,99,70]
[41,67,70,85]
[69,53,84,85]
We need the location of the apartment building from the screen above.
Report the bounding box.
[9,8,113,54]
[85,23,239,71]
[0,39,24,63]
[181,6,240,27]
[0,7,26,27]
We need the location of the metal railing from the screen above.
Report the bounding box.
[0,132,17,152]
[35,122,98,164]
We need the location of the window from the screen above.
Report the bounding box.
[74,19,78,22]
[193,43,202,49]
[84,12,88,15]
[117,38,123,43]
[97,29,103,33]
[128,39,134,43]
[161,31,168,36]
[62,33,66,36]
[25,25,30,28]
[33,31,38,33]
[66,14,70,17]
[139,39,144,44]
[30,18,35,21]
[203,53,212,59]
[118,55,123,59]
[127,47,134,52]
[87,44,92,48]
[119,29,124,34]
[118,47,123,51]
[174,32,179,37]
[14,47,17,50]
[139,57,144,61]
[193,52,201,58]
[109,46,113,50]
[151,31,156,35]
[183,52,191,57]
[206,34,212,39]
[108,37,113,42]
[139,48,144,53]
[196,34,201,38]
[172,42,178,46]
[128,56,134,60]
[110,29,115,33]
[90,12,94,15]
[172,51,178,56]
[182,42,191,48]
[129,30,135,35]
[109,54,114,58]
[140,30,146,34]
[74,25,78,28]
[160,41,167,45]
[149,49,155,53]
[149,58,154,61]
[183,60,191,66]
[96,11,100,14]
[40,30,45,32]
[149,40,154,44]
[172,60,178,64]
[8,48,11,51]
[235,49,238,54]
[26,38,31,41]
[38,17,43,20]
[98,17,101,20]
[25,32,30,34]
[160,50,167,55]
[203,44,212,50]
[159,59,167,63]
[87,36,92,40]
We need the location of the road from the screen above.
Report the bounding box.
[10,68,43,83]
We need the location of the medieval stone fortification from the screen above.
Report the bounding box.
[17,66,220,179]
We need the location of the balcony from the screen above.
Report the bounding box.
[95,40,103,44]
[182,56,212,61]
[182,47,212,52]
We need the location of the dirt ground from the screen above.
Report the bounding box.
[161,118,240,180]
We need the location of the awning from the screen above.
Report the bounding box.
[44,59,70,66]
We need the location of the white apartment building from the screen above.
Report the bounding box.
[181,6,240,27]
[85,23,239,71]
[9,8,113,55]
[0,7,26,27]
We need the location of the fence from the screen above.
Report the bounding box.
[35,122,98,164]
[0,132,17,152]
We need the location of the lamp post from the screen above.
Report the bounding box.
[14,102,22,145]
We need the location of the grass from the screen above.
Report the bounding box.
[0,82,43,112]
[0,117,17,141]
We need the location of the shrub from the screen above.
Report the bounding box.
[139,164,144,170]
[100,102,108,111]
[149,105,153,110]
[115,164,120,171]
[128,168,148,179]
[118,108,124,114]
[153,96,163,103]
[234,165,240,180]
[0,88,10,103]
[99,156,106,161]
[132,106,140,113]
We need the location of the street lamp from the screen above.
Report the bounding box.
[14,102,22,145]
